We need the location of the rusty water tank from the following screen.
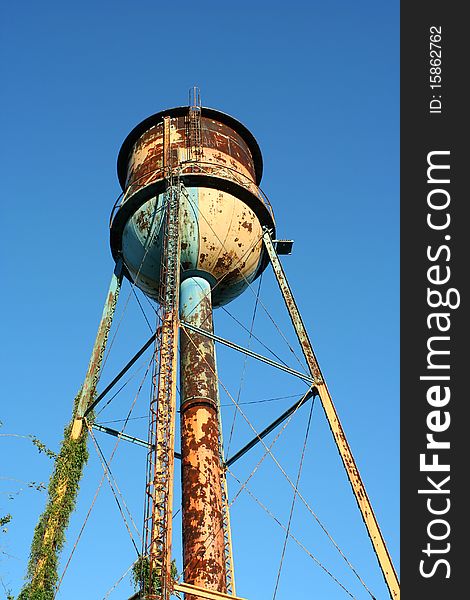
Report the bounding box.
[110,106,275,306]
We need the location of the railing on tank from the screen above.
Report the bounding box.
[109,161,274,228]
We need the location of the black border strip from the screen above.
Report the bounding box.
[401,4,465,597]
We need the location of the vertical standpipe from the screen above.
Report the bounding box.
[179,277,227,597]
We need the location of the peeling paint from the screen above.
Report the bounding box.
[180,278,227,597]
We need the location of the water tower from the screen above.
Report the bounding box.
[109,89,275,598]
[20,90,399,600]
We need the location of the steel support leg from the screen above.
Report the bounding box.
[262,229,400,600]
[73,260,123,437]
[20,262,123,597]
[179,276,228,599]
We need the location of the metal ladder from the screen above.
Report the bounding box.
[143,117,181,600]
[186,86,203,162]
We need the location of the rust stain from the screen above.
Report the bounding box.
[135,209,150,233]
[215,252,234,271]
[180,303,227,596]
[124,114,258,193]
[119,107,272,307]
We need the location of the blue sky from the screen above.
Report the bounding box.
[1,2,399,599]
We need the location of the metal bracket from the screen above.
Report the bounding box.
[173,581,247,600]
[90,423,182,460]
[273,239,294,255]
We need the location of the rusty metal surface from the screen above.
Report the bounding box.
[124,115,257,197]
[74,261,123,427]
[117,106,263,189]
[262,231,322,383]
[110,105,276,307]
[183,186,264,306]
[180,278,227,598]
[143,167,182,600]
[118,185,265,307]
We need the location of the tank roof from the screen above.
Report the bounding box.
[116,106,264,189]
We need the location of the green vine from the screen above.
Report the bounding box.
[131,555,178,597]
[29,437,57,460]
[18,391,93,600]
[1,513,12,533]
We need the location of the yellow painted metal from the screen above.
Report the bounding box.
[215,373,236,596]
[220,473,236,595]
[30,477,69,587]
[173,582,247,600]
[70,417,83,440]
[262,230,400,600]
[195,187,264,282]
[211,315,236,596]
[317,382,399,598]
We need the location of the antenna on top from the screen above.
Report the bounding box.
[189,85,201,111]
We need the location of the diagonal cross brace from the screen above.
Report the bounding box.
[225,387,316,468]
[180,322,314,385]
